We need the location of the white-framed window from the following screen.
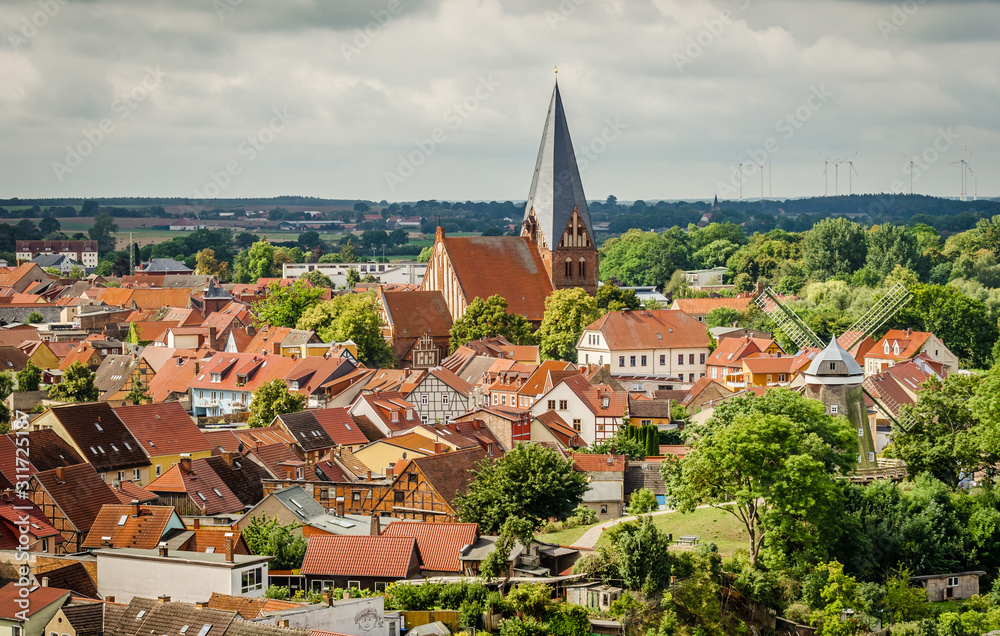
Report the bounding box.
[156,464,162,476]
[947,577,959,587]
[348,580,361,590]
[374,582,387,592]
[441,394,449,405]
[830,405,839,414]
[858,428,864,438]
[133,468,141,481]
[421,394,428,405]
[241,567,263,593]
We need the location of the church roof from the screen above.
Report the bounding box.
[523,81,593,250]
[442,236,553,322]
[805,338,864,377]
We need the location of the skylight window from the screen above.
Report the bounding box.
[95,423,103,432]
[97,446,105,454]
[90,446,98,455]
[197,625,212,636]
[118,515,128,526]
[213,488,223,497]
[181,627,189,634]
[124,441,132,450]
[204,548,215,554]
[149,441,155,447]
[136,611,146,620]
[197,492,207,501]
[111,444,119,452]
[290,498,302,509]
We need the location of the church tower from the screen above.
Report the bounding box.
[521,81,599,295]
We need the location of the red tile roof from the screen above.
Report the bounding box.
[436,236,553,321]
[381,289,453,337]
[672,296,753,315]
[311,408,370,446]
[572,453,626,472]
[0,582,70,620]
[382,521,478,572]
[32,463,122,532]
[556,375,629,417]
[0,498,63,549]
[867,329,934,361]
[113,480,159,504]
[144,458,244,515]
[45,402,150,472]
[300,535,420,578]
[81,504,177,549]
[585,309,709,350]
[114,402,213,457]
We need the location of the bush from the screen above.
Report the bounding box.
[385,582,442,611]
[571,505,599,526]
[263,584,289,599]
[783,602,811,625]
[459,600,482,630]
[499,617,547,636]
[627,488,658,515]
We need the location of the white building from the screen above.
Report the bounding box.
[576,309,711,386]
[529,375,627,446]
[96,546,271,603]
[282,262,426,287]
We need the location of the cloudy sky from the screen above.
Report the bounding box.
[1,0,997,203]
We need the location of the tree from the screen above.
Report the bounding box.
[233,241,276,283]
[301,270,334,288]
[885,373,983,488]
[38,216,61,235]
[595,283,641,311]
[417,246,432,263]
[0,373,13,429]
[25,311,44,324]
[627,488,658,515]
[693,239,740,269]
[68,265,84,279]
[455,443,588,533]
[664,388,856,566]
[48,361,99,403]
[536,288,602,362]
[705,307,742,329]
[865,224,925,278]
[297,231,322,250]
[125,379,152,406]
[242,515,307,570]
[346,268,360,289]
[615,515,672,591]
[339,239,357,263]
[599,228,692,287]
[295,291,394,367]
[449,295,535,353]
[16,360,42,392]
[480,516,534,584]
[247,379,306,428]
[894,284,997,368]
[88,212,119,255]
[195,248,229,280]
[252,281,326,328]
[801,217,868,280]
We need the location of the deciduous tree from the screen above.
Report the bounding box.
[252,280,326,328]
[48,361,99,403]
[247,379,306,428]
[801,218,867,281]
[536,288,602,362]
[295,291,394,367]
[16,360,41,392]
[448,295,535,353]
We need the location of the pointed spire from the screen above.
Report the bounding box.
[522,81,593,250]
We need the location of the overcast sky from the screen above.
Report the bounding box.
[1,0,997,203]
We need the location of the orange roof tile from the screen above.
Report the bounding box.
[300,535,420,578]
[572,453,626,472]
[585,309,709,350]
[81,504,177,549]
[382,521,477,572]
[672,296,754,315]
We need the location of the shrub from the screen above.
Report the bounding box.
[626,488,658,515]
[263,585,289,599]
[499,617,546,636]
[459,600,482,630]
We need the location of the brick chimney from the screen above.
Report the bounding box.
[370,515,380,536]
[55,466,64,481]
[193,518,200,530]
[157,595,170,603]
[158,545,168,557]
[41,577,49,587]
[179,454,192,473]
[335,497,345,517]
[224,537,234,563]
[132,498,141,518]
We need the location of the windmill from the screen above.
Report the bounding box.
[845,149,859,196]
[902,152,922,195]
[735,151,748,201]
[755,283,916,473]
[951,148,974,202]
[819,152,832,197]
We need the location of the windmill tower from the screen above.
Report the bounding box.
[755,284,916,474]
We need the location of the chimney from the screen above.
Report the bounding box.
[132,498,141,518]
[224,537,234,563]
[41,577,49,587]
[366,470,372,482]
[370,515,380,536]
[157,595,170,603]
[179,454,192,473]
[277,620,290,629]
[193,518,200,530]
[433,442,443,454]
[194,361,200,375]
[55,466,64,481]
[335,497,345,517]
[107,596,115,603]
[195,601,208,609]
[159,545,168,557]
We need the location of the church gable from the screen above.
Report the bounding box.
[558,208,592,249]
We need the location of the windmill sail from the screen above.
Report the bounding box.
[837,283,912,353]
[754,288,823,350]
[862,378,918,433]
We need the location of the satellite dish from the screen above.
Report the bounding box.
[112,478,121,489]
[401,452,407,460]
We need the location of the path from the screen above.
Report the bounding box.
[570,504,714,549]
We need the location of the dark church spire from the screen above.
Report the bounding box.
[522,81,594,251]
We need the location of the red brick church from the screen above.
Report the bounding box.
[422,81,600,325]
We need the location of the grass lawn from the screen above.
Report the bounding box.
[536,523,595,547]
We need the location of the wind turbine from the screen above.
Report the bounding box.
[845,150,859,196]
[819,152,832,197]
[735,151,747,201]
[951,148,974,201]
[902,152,922,195]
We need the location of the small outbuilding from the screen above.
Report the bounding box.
[910,571,986,602]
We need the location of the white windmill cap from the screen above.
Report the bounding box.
[805,337,864,378]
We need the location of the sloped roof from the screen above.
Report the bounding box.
[39,563,100,599]
[0,582,70,620]
[585,309,709,350]
[311,407,370,446]
[206,593,304,620]
[114,402,213,457]
[277,411,337,453]
[113,480,159,504]
[426,367,474,396]
[93,354,141,394]
[522,81,594,251]
[382,521,478,572]
[81,504,178,549]
[707,336,762,367]
[32,463,122,532]
[0,498,62,548]
[46,402,150,472]
[440,235,553,321]
[805,338,864,377]
[868,329,935,361]
[300,535,419,578]
[572,454,626,473]
[408,447,486,507]
[382,289,453,338]
[627,397,673,418]
[671,296,753,315]
[741,354,802,375]
[144,458,244,515]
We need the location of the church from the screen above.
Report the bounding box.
[421,81,600,325]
